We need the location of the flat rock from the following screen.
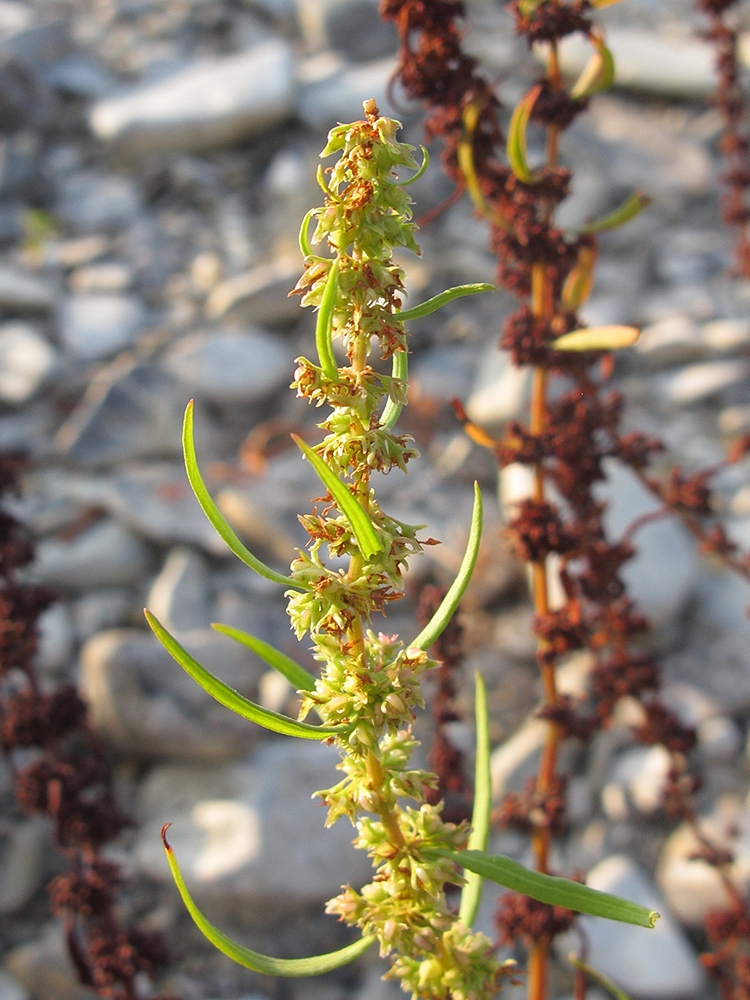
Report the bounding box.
[162,327,292,404]
[579,855,707,999]
[0,321,56,403]
[204,257,304,327]
[32,518,153,590]
[57,293,148,361]
[134,741,373,922]
[0,265,55,312]
[90,41,294,157]
[80,627,264,761]
[54,360,187,466]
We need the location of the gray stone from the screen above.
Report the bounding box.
[0,133,40,197]
[54,171,143,234]
[601,745,672,819]
[465,342,531,429]
[0,265,55,312]
[42,55,116,98]
[295,55,399,128]
[580,855,707,999]
[162,327,292,404]
[204,257,305,327]
[71,588,134,641]
[296,0,398,61]
[410,345,477,405]
[661,359,750,407]
[0,969,29,1000]
[34,601,75,673]
[80,626,264,761]
[557,28,715,100]
[54,360,187,466]
[0,818,49,914]
[147,546,213,633]
[634,314,706,369]
[134,741,373,921]
[57,293,148,361]
[0,322,56,403]
[33,518,152,590]
[90,41,294,157]
[68,262,134,294]
[698,715,743,763]
[5,924,97,1000]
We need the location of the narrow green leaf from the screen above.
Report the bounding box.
[145,611,342,740]
[395,283,495,322]
[568,955,633,1000]
[211,623,316,692]
[298,207,316,258]
[162,825,375,975]
[380,349,408,429]
[570,35,615,99]
[553,325,639,352]
[315,259,339,380]
[412,482,482,651]
[458,670,491,927]
[426,849,659,928]
[401,145,429,186]
[507,86,540,185]
[183,401,303,589]
[580,190,651,234]
[292,435,383,560]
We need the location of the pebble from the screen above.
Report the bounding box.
[56,293,148,360]
[34,601,76,673]
[661,359,750,407]
[0,265,55,312]
[204,257,305,327]
[578,855,707,999]
[162,327,292,404]
[0,322,56,403]
[0,818,50,914]
[90,41,295,157]
[54,171,143,234]
[296,0,398,61]
[601,745,672,819]
[147,546,213,633]
[4,924,96,1000]
[32,517,153,590]
[0,970,29,1000]
[295,55,398,128]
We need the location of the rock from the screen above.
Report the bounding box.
[71,588,134,641]
[0,53,55,130]
[661,359,750,407]
[54,171,143,234]
[34,601,75,673]
[5,924,98,1000]
[0,133,40,197]
[204,257,304,327]
[597,460,698,636]
[601,745,672,819]
[54,360,187,466]
[557,28,714,100]
[296,55,399,128]
[657,796,750,926]
[90,41,295,157]
[162,327,292,404]
[0,818,50,914]
[296,0,398,61]
[147,546,213,633]
[0,969,29,1000]
[410,344,477,405]
[57,293,148,361]
[465,342,531,429]
[634,314,706,369]
[134,741,373,922]
[579,855,707,999]
[32,518,153,590]
[698,715,743,763]
[0,322,56,403]
[42,54,116,98]
[80,627,264,761]
[0,265,55,312]
[68,262,134,295]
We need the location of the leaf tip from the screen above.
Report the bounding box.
[649,910,660,928]
[161,823,173,850]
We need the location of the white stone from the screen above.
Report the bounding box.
[296,56,399,128]
[0,322,56,403]
[0,969,29,1000]
[603,744,671,817]
[662,359,750,407]
[33,518,152,589]
[90,41,295,157]
[147,546,212,633]
[465,342,531,428]
[581,855,707,999]
[34,602,75,673]
[0,266,55,312]
[57,293,147,361]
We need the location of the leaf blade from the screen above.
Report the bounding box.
[162,825,375,976]
[395,283,495,322]
[553,325,639,352]
[145,611,341,740]
[380,348,408,429]
[428,849,659,928]
[315,259,339,380]
[292,435,383,560]
[401,145,429,186]
[412,482,482,650]
[183,401,302,589]
[507,85,540,185]
[211,622,316,692]
[458,670,491,927]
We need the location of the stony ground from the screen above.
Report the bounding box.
[1,1,750,999]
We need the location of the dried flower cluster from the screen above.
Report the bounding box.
[0,454,176,1000]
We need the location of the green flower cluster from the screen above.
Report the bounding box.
[287,100,505,1000]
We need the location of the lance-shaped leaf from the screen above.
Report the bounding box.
[425,849,659,928]
[183,401,303,589]
[292,435,382,560]
[507,85,541,185]
[298,207,316,258]
[315,259,339,380]
[568,955,633,1000]
[458,671,491,927]
[561,244,597,312]
[395,283,495,322]
[570,34,615,99]
[145,611,342,740]
[458,102,497,222]
[380,348,408,429]
[580,190,651,234]
[400,145,429,186]
[162,825,375,975]
[553,326,639,352]
[412,482,482,651]
[212,622,316,692]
